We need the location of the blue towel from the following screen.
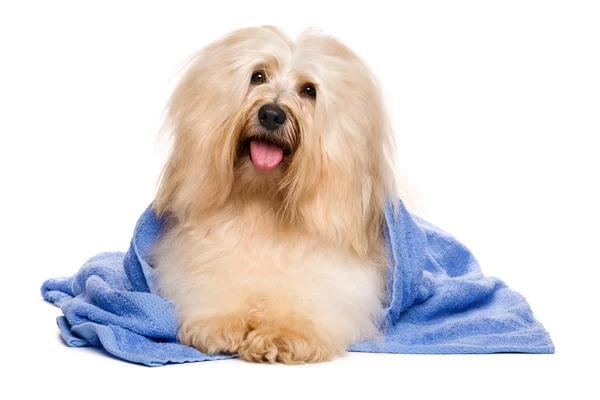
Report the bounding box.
[41,200,554,366]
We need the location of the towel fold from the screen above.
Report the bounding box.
[41,200,553,366]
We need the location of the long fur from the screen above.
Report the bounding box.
[152,26,397,363]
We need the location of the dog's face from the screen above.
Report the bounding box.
[233,34,317,195]
[156,26,396,254]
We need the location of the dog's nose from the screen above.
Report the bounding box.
[258,104,287,130]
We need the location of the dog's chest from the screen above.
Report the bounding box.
[190,217,322,276]
[154,211,386,320]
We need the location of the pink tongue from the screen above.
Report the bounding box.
[250,141,283,170]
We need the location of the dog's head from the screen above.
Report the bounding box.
[156,26,396,254]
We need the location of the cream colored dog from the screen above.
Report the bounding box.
[152,26,397,364]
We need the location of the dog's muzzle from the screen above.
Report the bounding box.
[258,104,287,131]
[243,103,294,171]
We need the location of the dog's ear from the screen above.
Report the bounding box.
[154,32,251,220]
[283,32,397,256]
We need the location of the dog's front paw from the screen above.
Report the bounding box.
[178,313,247,355]
[238,315,339,364]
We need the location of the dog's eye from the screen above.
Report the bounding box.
[251,71,266,84]
[300,83,317,99]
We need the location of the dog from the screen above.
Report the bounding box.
[152,26,398,364]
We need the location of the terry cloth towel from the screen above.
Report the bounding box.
[41,200,554,366]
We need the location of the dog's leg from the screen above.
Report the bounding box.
[238,311,340,364]
[177,312,248,355]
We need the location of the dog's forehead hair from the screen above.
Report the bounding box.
[237,27,361,86]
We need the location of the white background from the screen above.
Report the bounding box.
[1,1,598,398]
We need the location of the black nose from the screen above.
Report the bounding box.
[258,104,287,130]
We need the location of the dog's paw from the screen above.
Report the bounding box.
[238,316,338,364]
[178,313,247,355]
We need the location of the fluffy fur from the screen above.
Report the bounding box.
[152,26,397,363]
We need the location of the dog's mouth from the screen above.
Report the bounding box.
[249,140,284,170]
[241,136,293,171]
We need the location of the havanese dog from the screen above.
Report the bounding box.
[152,26,398,364]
